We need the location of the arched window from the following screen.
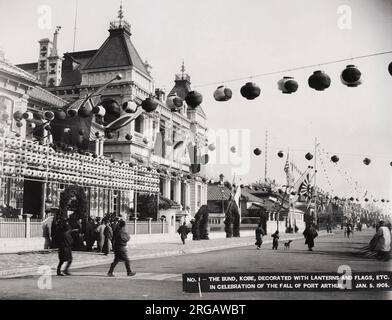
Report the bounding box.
[134,115,143,134]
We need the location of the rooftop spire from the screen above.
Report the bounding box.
[118,1,124,25]
[109,1,131,35]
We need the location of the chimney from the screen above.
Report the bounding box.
[219,174,224,184]
[46,26,63,87]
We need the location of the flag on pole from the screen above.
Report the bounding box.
[284,153,295,188]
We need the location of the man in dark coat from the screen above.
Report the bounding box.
[255,223,265,250]
[303,223,318,251]
[107,220,136,277]
[177,222,190,245]
[271,230,279,250]
[57,220,74,276]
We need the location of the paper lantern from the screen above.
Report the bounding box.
[341,65,362,87]
[166,94,183,111]
[78,105,92,118]
[22,112,34,121]
[143,137,148,144]
[105,131,114,139]
[363,158,371,165]
[44,111,55,121]
[55,109,67,120]
[277,151,284,158]
[230,146,236,153]
[305,152,313,161]
[308,70,331,91]
[67,108,77,117]
[278,76,298,94]
[240,82,260,100]
[125,133,132,141]
[331,155,339,163]
[388,62,392,76]
[141,97,158,113]
[253,148,262,156]
[122,101,138,113]
[16,121,23,128]
[208,144,216,151]
[349,197,354,201]
[13,111,23,121]
[213,85,232,102]
[185,91,203,108]
[92,106,106,117]
[390,161,392,167]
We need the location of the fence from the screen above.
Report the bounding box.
[0,215,53,239]
[125,219,168,235]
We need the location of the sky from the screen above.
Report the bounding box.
[0,0,391,213]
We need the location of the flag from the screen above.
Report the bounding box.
[284,154,295,188]
[299,174,312,200]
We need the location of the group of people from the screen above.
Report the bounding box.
[56,216,136,277]
[255,223,319,251]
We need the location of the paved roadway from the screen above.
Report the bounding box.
[0,228,390,300]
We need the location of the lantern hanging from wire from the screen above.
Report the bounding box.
[141,97,158,113]
[240,82,260,100]
[341,65,362,87]
[185,91,203,108]
[308,70,331,91]
[388,62,392,76]
[213,85,232,102]
[278,76,298,94]
[122,101,138,113]
[253,148,262,156]
[166,94,183,111]
[277,151,284,158]
[208,143,216,151]
[363,157,371,165]
[331,155,339,163]
[305,152,313,161]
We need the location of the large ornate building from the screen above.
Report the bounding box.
[17,8,209,218]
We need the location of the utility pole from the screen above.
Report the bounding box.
[314,137,318,227]
[73,0,78,51]
[264,129,268,182]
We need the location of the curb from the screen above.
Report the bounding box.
[0,232,333,279]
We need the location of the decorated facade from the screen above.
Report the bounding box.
[15,8,209,219]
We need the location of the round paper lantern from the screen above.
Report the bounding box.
[92,106,106,117]
[185,91,203,108]
[55,109,67,120]
[277,151,284,158]
[230,146,236,153]
[390,161,392,167]
[363,157,371,165]
[44,111,55,121]
[143,137,148,144]
[13,111,23,121]
[341,65,362,87]
[253,148,262,156]
[305,152,313,161]
[381,199,385,203]
[331,155,339,163]
[240,82,260,100]
[388,62,392,76]
[349,197,354,201]
[22,111,34,121]
[141,97,158,113]
[15,120,23,128]
[213,85,232,102]
[28,122,36,129]
[166,94,183,111]
[278,76,298,94]
[208,144,216,151]
[125,133,132,141]
[122,101,138,113]
[308,70,331,91]
[78,105,92,118]
[105,131,114,139]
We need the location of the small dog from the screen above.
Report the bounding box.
[284,240,293,249]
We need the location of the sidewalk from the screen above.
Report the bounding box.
[0,231,333,278]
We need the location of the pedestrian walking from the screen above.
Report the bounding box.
[271,230,279,250]
[369,220,391,261]
[102,219,113,255]
[177,222,190,245]
[303,223,318,251]
[107,220,136,277]
[255,223,265,250]
[346,224,352,238]
[56,220,74,276]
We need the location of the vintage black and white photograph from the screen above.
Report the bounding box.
[0,0,391,306]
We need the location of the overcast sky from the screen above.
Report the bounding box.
[0,0,391,213]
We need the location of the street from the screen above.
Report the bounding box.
[0,228,390,300]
